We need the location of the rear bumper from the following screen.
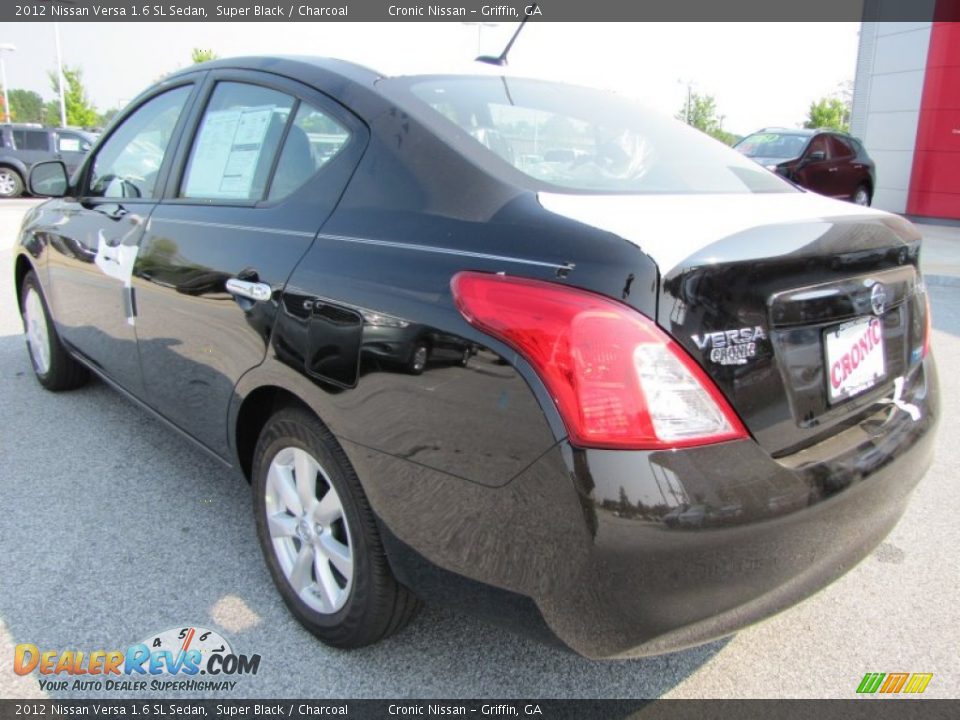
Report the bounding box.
[352,356,938,659]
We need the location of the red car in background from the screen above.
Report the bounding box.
[735,128,877,206]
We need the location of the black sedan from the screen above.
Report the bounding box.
[13,57,937,659]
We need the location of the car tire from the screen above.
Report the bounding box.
[408,342,429,375]
[459,347,471,367]
[853,185,871,207]
[20,271,89,391]
[252,406,421,649]
[0,167,25,199]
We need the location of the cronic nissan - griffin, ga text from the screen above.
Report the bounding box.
[13,57,937,658]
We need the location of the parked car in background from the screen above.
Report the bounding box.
[735,128,876,206]
[0,124,96,198]
[14,58,936,659]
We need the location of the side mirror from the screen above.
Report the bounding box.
[28,161,70,197]
[804,150,826,164]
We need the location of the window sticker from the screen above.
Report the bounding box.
[184,105,275,199]
[59,137,82,153]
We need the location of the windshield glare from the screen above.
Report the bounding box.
[388,76,794,195]
[736,132,809,159]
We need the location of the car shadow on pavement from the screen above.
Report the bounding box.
[0,331,726,700]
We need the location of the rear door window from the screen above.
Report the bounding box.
[181,82,294,201]
[827,135,855,160]
[13,130,50,151]
[267,102,350,201]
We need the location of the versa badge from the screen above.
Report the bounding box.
[692,326,767,366]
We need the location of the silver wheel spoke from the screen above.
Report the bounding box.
[293,449,317,511]
[319,534,353,583]
[268,462,302,516]
[289,545,314,593]
[267,512,298,538]
[313,488,343,525]
[313,554,341,611]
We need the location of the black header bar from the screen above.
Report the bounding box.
[4,0,960,23]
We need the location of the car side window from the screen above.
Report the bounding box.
[15,130,51,151]
[88,85,192,199]
[181,82,295,201]
[57,132,92,154]
[806,135,829,161]
[267,101,350,201]
[828,135,855,160]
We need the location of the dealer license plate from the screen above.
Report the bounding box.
[824,316,886,404]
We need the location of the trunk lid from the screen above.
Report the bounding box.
[538,191,928,455]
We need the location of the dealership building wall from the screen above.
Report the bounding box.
[851,22,960,220]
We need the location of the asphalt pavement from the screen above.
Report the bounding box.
[0,199,958,699]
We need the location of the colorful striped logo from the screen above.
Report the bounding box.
[857,672,933,695]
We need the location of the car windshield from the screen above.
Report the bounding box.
[380,75,794,195]
[735,132,809,159]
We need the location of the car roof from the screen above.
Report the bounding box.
[166,55,384,87]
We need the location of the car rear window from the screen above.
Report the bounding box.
[381,75,794,195]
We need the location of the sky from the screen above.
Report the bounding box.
[1,22,861,136]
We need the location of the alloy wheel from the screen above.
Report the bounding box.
[412,345,428,372]
[0,169,18,197]
[264,446,354,614]
[23,288,51,375]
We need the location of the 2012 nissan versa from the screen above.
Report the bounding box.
[13,57,937,658]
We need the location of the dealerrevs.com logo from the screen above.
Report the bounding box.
[13,626,261,693]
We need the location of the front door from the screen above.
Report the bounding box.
[44,83,198,396]
[794,134,834,198]
[54,130,95,176]
[132,72,366,456]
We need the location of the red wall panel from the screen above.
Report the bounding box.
[914,110,960,153]
[907,19,960,219]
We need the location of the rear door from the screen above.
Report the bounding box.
[826,134,857,200]
[43,82,199,396]
[132,70,367,456]
[12,128,53,169]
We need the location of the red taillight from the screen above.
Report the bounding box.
[451,271,748,450]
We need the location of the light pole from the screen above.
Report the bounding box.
[461,22,498,57]
[54,23,66,127]
[0,43,15,124]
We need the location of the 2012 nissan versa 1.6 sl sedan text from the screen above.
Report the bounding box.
[14,57,938,659]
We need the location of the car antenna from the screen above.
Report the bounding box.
[475,5,538,67]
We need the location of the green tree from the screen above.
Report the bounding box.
[5,89,45,124]
[804,96,850,133]
[47,65,99,127]
[98,107,121,128]
[191,48,219,64]
[43,100,62,127]
[677,91,737,145]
